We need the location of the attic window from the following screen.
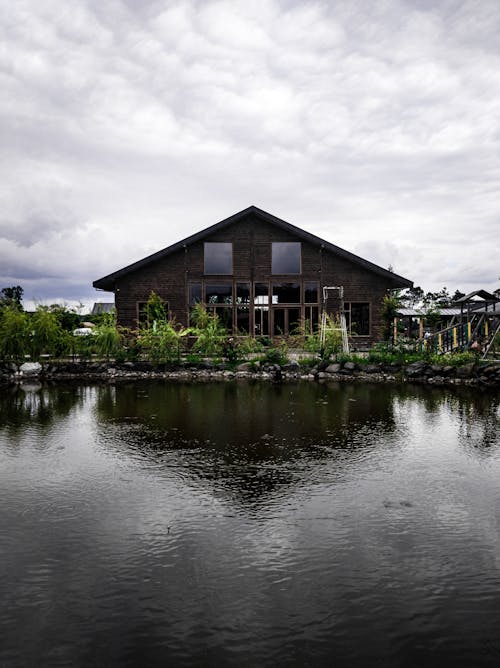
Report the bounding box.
[272,242,301,274]
[204,242,232,275]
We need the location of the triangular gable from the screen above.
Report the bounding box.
[93,205,412,290]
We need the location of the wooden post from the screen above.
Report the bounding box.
[453,327,457,349]
[393,317,398,343]
[467,322,471,342]
[438,333,442,352]
[485,320,489,337]
[419,319,424,339]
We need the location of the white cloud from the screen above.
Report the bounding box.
[0,0,499,308]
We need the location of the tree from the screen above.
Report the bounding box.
[400,286,424,308]
[146,291,167,324]
[190,303,226,356]
[30,306,70,358]
[381,291,401,342]
[48,304,81,332]
[423,287,452,307]
[451,289,466,302]
[0,306,29,360]
[0,286,24,310]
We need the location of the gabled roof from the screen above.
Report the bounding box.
[93,205,413,291]
[454,290,499,303]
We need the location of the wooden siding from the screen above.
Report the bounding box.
[112,212,397,343]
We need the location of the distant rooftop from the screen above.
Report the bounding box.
[453,290,499,304]
[397,307,462,317]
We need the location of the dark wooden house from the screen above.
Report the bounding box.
[93,206,412,343]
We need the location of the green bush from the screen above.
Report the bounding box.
[138,320,186,364]
[30,306,70,358]
[236,336,265,355]
[93,323,122,359]
[190,304,226,356]
[381,292,401,342]
[301,314,343,361]
[0,306,29,360]
[261,343,288,366]
[428,351,477,367]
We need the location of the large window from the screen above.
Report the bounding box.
[273,308,301,336]
[344,302,370,335]
[189,283,202,305]
[204,242,233,275]
[254,283,269,305]
[272,283,300,304]
[304,282,318,304]
[272,242,301,274]
[205,284,232,304]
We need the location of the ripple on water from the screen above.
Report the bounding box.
[0,381,499,666]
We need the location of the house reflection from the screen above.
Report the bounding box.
[94,380,401,503]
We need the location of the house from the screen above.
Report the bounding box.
[93,206,412,343]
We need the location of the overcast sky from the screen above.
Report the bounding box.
[1,0,499,310]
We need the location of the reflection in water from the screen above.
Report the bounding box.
[0,382,86,434]
[95,381,399,503]
[0,380,499,667]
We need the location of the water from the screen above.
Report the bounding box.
[0,380,499,667]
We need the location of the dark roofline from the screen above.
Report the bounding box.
[454,290,499,303]
[93,205,413,291]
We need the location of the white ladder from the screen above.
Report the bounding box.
[319,286,349,354]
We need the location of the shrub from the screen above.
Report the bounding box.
[0,306,29,360]
[30,306,70,358]
[48,304,81,332]
[236,336,265,355]
[309,313,343,360]
[428,351,477,367]
[93,323,123,359]
[261,343,288,366]
[138,320,187,364]
[144,291,167,326]
[190,304,226,356]
[381,292,401,342]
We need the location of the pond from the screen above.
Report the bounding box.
[0,380,499,667]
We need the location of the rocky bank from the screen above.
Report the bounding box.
[1,359,499,387]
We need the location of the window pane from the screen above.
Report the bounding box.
[304,282,318,303]
[236,307,250,333]
[204,242,232,274]
[272,282,300,304]
[305,306,319,332]
[350,303,370,335]
[189,284,202,305]
[206,284,233,304]
[236,283,250,304]
[272,242,301,274]
[273,308,286,335]
[137,302,148,326]
[288,308,301,334]
[254,306,269,335]
[215,306,233,332]
[254,283,269,305]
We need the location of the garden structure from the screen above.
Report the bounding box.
[395,290,500,358]
[93,206,412,345]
